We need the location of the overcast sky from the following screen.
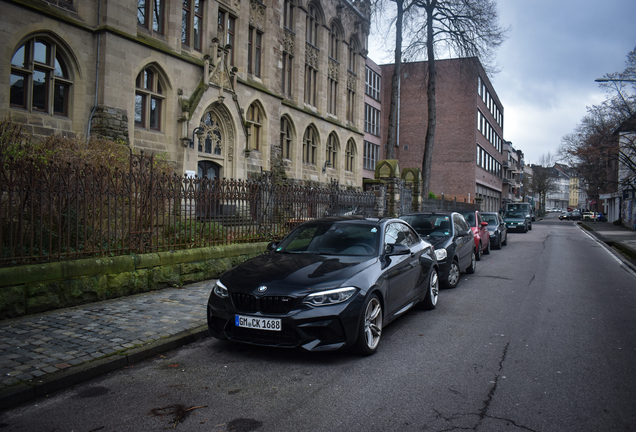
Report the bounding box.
[367,0,636,165]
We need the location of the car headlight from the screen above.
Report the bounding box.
[303,287,357,307]
[213,280,229,298]
[434,248,447,261]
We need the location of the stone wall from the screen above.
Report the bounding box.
[0,243,268,320]
[90,105,130,144]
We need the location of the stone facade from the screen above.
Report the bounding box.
[2,0,371,187]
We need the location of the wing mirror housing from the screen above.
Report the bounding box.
[385,244,410,256]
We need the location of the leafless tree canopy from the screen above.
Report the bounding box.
[559,47,636,195]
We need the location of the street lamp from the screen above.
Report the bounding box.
[594,78,636,82]
[191,127,205,149]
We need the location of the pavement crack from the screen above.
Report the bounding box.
[528,274,535,286]
[478,342,509,422]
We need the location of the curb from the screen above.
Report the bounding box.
[0,325,210,411]
[577,223,636,272]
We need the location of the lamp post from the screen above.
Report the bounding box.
[191,127,205,150]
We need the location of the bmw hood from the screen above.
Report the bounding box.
[219,253,377,295]
[423,236,452,250]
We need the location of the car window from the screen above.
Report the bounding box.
[454,214,470,232]
[277,222,379,255]
[482,214,498,224]
[461,212,475,224]
[400,223,420,247]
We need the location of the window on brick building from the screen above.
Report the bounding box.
[364,140,379,170]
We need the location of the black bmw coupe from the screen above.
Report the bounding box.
[207,216,439,355]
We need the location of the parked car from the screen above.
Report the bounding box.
[504,203,533,228]
[582,212,598,221]
[598,213,607,222]
[570,210,582,221]
[481,212,507,249]
[401,212,476,289]
[207,216,439,356]
[504,209,531,232]
[460,210,491,260]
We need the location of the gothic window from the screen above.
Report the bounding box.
[345,139,356,172]
[305,5,318,46]
[326,133,339,169]
[246,103,263,151]
[135,67,164,130]
[303,126,318,165]
[248,26,263,77]
[283,0,294,30]
[10,37,73,116]
[200,111,223,155]
[348,37,357,74]
[282,51,293,97]
[138,0,164,35]
[218,9,236,66]
[280,116,293,160]
[182,0,203,51]
[329,23,339,60]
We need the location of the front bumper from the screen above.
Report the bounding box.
[207,292,364,352]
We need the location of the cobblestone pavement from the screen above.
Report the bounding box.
[0,281,212,391]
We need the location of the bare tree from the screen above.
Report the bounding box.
[560,47,636,202]
[398,0,508,196]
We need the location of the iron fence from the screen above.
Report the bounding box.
[0,153,376,267]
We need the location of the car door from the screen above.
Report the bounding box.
[453,214,473,270]
[383,222,424,316]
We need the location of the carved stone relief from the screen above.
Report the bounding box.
[249,0,266,31]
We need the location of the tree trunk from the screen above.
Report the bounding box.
[385,0,404,160]
[422,1,436,196]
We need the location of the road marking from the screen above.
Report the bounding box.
[579,226,636,278]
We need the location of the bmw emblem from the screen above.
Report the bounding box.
[258,285,268,292]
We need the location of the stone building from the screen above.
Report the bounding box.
[380,57,505,212]
[2,0,371,186]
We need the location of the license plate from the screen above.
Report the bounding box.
[235,315,282,331]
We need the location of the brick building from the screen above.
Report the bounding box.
[380,57,505,211]
[2,0,371,186]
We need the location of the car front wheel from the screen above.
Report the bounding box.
[484,239,490,255]
[475,244,482,261]
[355,293,383,356]
[420,268,439,310]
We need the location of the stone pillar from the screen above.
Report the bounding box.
[374,159,401,217]
[402,167,422,213]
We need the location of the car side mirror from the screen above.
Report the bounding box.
[267,241,279,251]
[385,244,410,256]
[481,222,488,227]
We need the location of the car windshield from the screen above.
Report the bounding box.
[401,215,452,238]
[461,212,475,224]
[481,214,498,229]
[505,211,524,218]
[275,221,379,256]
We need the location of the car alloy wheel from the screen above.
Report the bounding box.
[355,294,382,355]
[445,261,460,288]
[421,268,439,309]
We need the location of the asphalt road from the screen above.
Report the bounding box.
[1,213,635,432]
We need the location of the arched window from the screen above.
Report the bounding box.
[135,67,165,130]
[303,126,318,165]
[280,116,294,160]
[201,111,223,155]
[326,133,339,169]
[329,23,340,60]
[345,139,356,172]
[247,103,263,151]
[10,37,73,116]
[305,5,319,46]
[348,36,358,74]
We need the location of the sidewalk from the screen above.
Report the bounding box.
[0,280,213,410]
[578,220,636,269]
